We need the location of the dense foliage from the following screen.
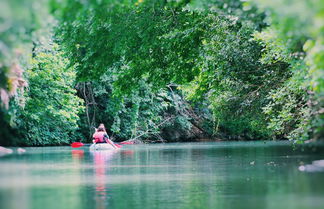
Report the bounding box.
[0,0,323,146]
[51,0,267,140]
[11,44,84,146]
[0,0,48,144]
[252,0,324,142]
[76,73,205,142]
[53,0,322,142]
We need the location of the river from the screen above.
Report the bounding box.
[0,141,324,209]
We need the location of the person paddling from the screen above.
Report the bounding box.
[92,124,118,149]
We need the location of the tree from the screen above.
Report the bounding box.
[252,0,324,141]
[13,44,84,146]
[0,0,50,145]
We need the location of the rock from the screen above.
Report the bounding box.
[17,148,26,154]
[299,159,324,172]
[0,146,13,156]
[312,160,324,168]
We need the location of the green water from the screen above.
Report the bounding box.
[0,141,324,209]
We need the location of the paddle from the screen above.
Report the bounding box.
[120,141,134,145]
[114,143,122,148]
[71,142,84,148]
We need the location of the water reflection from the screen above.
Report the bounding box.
[90,150,118,209]
[71,149,84,159]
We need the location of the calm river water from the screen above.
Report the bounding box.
[0,141,324,209]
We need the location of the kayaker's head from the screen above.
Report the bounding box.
[98,123,105,129]
[97,127,105,132]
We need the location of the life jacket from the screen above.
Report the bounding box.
[93,132,106,143]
